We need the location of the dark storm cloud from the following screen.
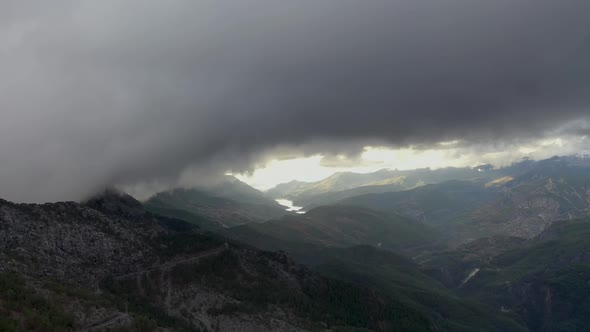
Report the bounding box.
[1,0,590,202]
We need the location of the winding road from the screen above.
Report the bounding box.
[114,245,228,280]
[78,313,129,332]
[79,245,228,331]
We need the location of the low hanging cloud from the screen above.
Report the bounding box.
[1,0,590,202]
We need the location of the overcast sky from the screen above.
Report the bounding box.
[1,0,590,202]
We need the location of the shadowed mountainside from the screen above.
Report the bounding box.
[145,177,287,230]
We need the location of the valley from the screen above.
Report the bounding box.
[1,156,590,331]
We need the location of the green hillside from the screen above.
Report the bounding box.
[311,246,526,332]
[460,219,590,331]
[227,205,438,252]
[223,206,527,331]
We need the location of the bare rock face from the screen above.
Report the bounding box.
[470,173,590,239]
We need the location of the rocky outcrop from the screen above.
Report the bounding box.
[0,197,160,287]
[471,176,590,239]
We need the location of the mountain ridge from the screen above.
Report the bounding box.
[0,192,445,331]
[145,177,288,229]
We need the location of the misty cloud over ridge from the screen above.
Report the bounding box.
[1,0,590,202]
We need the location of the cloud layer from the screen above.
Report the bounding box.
[1,0,590,202]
